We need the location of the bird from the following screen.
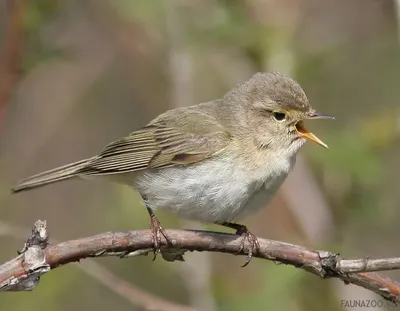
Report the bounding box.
[12,72,333,266]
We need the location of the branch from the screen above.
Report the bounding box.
[0,221,196,311]
[1,221,400,305]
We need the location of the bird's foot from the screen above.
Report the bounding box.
[149,214,173,260]
[221,222,260,267]
[236,226,260,267]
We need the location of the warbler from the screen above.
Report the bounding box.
[12,72,333,265]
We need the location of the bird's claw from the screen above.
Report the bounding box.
[235,226,260,267]
[150,215,172,260]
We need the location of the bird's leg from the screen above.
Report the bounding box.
[219,222,260,267]
[142,196,172,260]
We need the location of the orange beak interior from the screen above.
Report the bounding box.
[295,121,328,148]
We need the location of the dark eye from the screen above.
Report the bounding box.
[273,111,286,121]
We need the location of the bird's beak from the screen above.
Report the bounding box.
[295,112,334,149]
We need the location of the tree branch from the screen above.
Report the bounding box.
[0,220,196,311]
[1,221,400,305]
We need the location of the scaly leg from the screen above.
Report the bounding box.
[219,222,260,267]
[142,196,172,260]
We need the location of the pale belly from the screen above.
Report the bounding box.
[134,154,295,223]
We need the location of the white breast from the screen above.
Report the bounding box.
[134,151,296,223]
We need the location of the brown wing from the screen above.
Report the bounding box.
[78,109,232,175]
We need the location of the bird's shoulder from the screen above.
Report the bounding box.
[147,102,227,134]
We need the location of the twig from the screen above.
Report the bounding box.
[78,259,195,311]
[0,220,196,311]
[1,221,400,304]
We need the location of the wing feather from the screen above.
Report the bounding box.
[78,112,232,175]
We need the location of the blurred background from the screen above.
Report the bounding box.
[1,0,400,310]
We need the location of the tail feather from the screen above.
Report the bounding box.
[12,159,91,193]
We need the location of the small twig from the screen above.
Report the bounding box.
[0,220,50,292]
[78,259,194,311]
[18,220,49,254]
[1,221,400,304]
[335,257,400,273]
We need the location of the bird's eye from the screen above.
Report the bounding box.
[273,111,286,121]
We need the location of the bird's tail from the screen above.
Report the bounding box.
[12,159,91,193]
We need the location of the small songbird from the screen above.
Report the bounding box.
[12,72,333,265]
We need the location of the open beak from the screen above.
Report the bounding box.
[295,112,334,149]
